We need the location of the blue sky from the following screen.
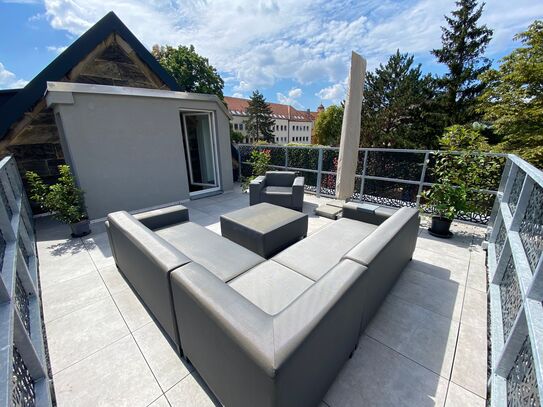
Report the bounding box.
[0,0,541,111]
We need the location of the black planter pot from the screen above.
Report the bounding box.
[70,219,91,238]
[429,216,453,238]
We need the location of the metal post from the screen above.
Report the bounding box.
[316,148,323,197]
[284,147,289,169]
[416,152,430,207]
[237,147,242,182]
[358,150,368,202]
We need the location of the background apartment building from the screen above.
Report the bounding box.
[224,96,323,144]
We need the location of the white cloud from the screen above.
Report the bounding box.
[277,87,304,108]
[39,0,540,94]
[288,88,302,98]
[47,45,68,54]
[231,92,245,98]
[0,63,28,89]
[316,82,345,103]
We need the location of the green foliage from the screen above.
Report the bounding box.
[230,130,244,144]
[479,20,543,168]
[244,90,275,143]
[360,50,445,149]
[152,44,224,98]
[26,165,87,224]
[422,125,502,219]
[314,105,343,146]
[241,149,271,190]
[432,0,493,124]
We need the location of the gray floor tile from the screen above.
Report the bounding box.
[47,296,129,373]
[98,264,131,294]
[445,382,485,406]
[466,260,487,292]
[42,270,109,323]
[451,323,487,398]
[54,335,162,407]
[111,288,153,331]
[149,395,171,407]
[324,335,448,407]
[461,287,487,329]
[37,238,97,289]
[411,248,469,285]
[134,322,192,392]
[165,374,217,407]
[82,231,115,269]
[391,268,465,321]
[416,235,472,260]
[367,296,459,378]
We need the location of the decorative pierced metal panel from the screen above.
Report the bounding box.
[519,184,543,274]
[0,229,5,271]
[1,185,12,218]
[508,169,526,215]
[20,243,31,269]
[495,221,508,262]
[11,346,36,407]
[15,274,31,335]
[507,336,541,407]
[499,257,522,340]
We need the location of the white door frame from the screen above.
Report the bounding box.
[180,109,221,197]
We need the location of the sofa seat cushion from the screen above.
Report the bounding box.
[273,218,378,281]
[155,222,265,282]
[263,186,293,195]
[228,260,313,315]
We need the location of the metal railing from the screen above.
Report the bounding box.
[487,154,543,406]
[237,144,506,224]
[0,156,53,406]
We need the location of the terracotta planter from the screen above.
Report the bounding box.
[70,219,91,238]
[429,216,453,238]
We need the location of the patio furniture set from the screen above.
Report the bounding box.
[105,171,420,407]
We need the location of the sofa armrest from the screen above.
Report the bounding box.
[249,175,266,206]
[291,176,305,210]
[342,202,396,225]
[171,263,275,374]
[133,204,189,230]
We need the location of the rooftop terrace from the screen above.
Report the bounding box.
[36,188,488,407]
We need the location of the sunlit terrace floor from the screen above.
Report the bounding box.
[36,187,488,407]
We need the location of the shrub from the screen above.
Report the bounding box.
[26,165,87,224]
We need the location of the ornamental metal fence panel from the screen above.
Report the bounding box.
[237,144,506,224]
[487,154,543,407]
[0,156,53,407]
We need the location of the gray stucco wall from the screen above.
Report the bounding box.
[50,91,232,219]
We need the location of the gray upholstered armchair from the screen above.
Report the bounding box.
[249,171,304,211]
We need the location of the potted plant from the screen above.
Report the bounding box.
[421,180,467,237]
[26,165,91,237]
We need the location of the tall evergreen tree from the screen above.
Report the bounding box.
[479,20,543,168]
[244,90,275,142]
[360,50,445,149]
[432,0,493,124]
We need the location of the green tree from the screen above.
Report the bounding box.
[360,50,444,149]
[244,90,275,143]
[432,0,493,124]
[152,44,224,98]
[314,105,344,146]
[479,20,543,168]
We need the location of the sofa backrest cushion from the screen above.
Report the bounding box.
[133,204,189,230]
[273,217,377,281]
[265,171,296,187]
[106,211,190,344]
[342,207,420,267]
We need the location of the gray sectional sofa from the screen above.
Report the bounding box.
[106,203,420,407]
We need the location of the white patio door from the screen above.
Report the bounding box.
[181,112,220,195]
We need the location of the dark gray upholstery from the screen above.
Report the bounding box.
[170,259,366,407]
[273,217,377,281]
[155,221,265,282]
[133,205,189,230]
[105,211,190,347]
[342,201,397,225]
[220,203,308,258]
[250,171,305,211]
[107,202,420,407]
